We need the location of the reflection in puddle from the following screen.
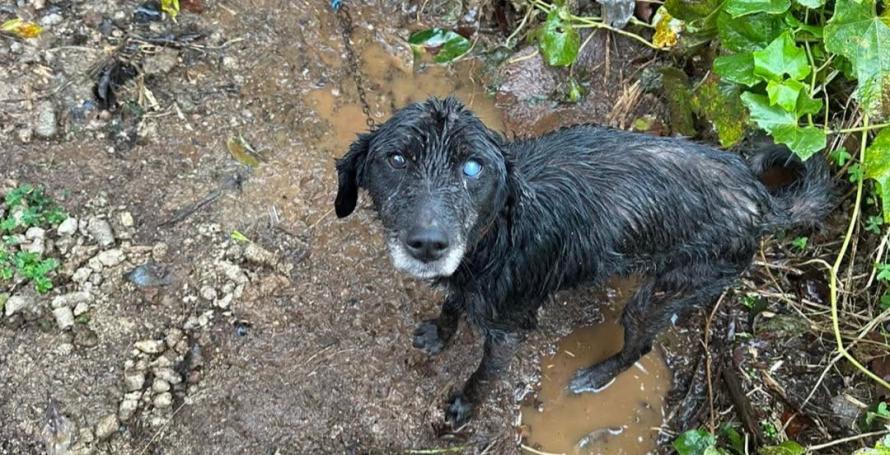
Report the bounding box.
[521,323,670,455]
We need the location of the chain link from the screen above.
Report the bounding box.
[335,6,376,129]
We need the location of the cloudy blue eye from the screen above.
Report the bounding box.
[388,153,407,169]
[463,159,482,178]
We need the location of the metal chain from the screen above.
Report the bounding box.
[335,6,376,129]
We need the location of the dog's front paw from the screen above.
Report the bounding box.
[569,366,617,394]
[445,393,474,428]
[413,320,450,355]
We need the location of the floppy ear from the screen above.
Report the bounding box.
[335,133,371,218]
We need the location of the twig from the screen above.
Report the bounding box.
[724,362,763,446]
[520,444,565,455]
[702,292,727,433]
[405,447,470,454]
[807,429,890,451]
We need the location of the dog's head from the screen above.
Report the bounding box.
[334,97,510,279]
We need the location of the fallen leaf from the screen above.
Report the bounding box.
[1,18,43,39]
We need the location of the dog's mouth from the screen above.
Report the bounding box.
[386,237,466,279]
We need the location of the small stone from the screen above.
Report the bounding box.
[73,326,99,348]
[57,217,78,236]
[215,293,233,309]
[72,301,90,317]
[174,340,189,355]
[89,272,103,286]
[87,256,104,272]
[118,396,139,422]
[25,227,46,240]
[34,101,58,138]
[165,328,183,349]
[152,243,168,260]
[152,379,170,393]
[153,367,182,385]
[56,343,75,355]
[6,294,35,317]
[134,340,165,354]
[119,212,134,227]
[16,127,33,144]
[39,13,63,27]
[24,238,45,256]
[97,249,125,267]
[53,306,75,330]
[199,286,217,302]
[243,243,278,268]
[52,291,91,309]
[87,217,115,247]
[94,414,118,440]
[124,371,145,391]
[142,48,179,76]
[72,267,92,284]
[216,261,247,284]
[153,392,173,409]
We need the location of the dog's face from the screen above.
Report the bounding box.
[334,97,510,279]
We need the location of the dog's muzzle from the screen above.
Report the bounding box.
[388,234,465,279]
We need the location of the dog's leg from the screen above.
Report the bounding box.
[446,330,521,427]
[570,270,738,394]
[413,296,462,355]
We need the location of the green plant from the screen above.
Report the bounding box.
[853,434,890,455]
[790,236,808,251]
[673,428,804,455]
[1,184,67,294]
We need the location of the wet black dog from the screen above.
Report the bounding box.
[334,97,832,426]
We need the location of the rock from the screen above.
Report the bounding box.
[243,243,278,268]
[119,211,134,227]
[124,371,145,391]
[152,379,170,393]
[57,217,78,236]
[142,48,179,76]
[134,339,165,354]
[830,394,862,428]
[24,237,45,256]
[165,328,183,350]
[216,261,247,285]
[97,249,125,267]
[25,227,46,240]
[118,393,140,422]
[87,217,115,247]
[72,301,90,316]
[52,291,91,309]
[34,101,58,138]
[16,127,33,144]
[39,13,63,27]
[215,293,233,309]
[153,367,182,385]
[72,267,92,284]
[72,326,99,348]
[125,262,173,288]
[153,392,173,409]
[152,243,168,260]
[199,286,217,302]
[94,414,118,441]
[52,306,75,330]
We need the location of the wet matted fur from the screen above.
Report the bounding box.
[334,97,833,426]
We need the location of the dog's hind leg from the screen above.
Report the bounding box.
[413,296,462,355]
[569,263,743,394]
[445,329,521,427]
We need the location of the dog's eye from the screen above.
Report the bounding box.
[388,153,407,169]
[462,159,483,178]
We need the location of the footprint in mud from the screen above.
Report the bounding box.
[521,323,670,455]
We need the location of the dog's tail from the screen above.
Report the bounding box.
[748,145,834,230]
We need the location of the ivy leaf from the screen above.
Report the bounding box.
[714,53,759,86]
[797,91,824,116]
[717,11,785,52]
[767,79,806,112]
[725,0,790,17]
[824,0,890,119]
[753,32,811,81]
[665,0,724,21]
[741,92,826,159]
[408,29,472,64]
[536,7,580,67]
[692,78,749,147]
[878,263,890,282]
[864,128,890,221]
[673,429,717,455]
[759,441,806,455]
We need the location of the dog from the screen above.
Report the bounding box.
[334,97,832,426]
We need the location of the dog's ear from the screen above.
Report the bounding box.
[335,133,372,218]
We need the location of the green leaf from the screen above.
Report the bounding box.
[795,0,824,8]
[766,79,806,112]
[161,0,180,20]
[536,8,580,67]
[720,425,746,454]
[852,434,890,455]
[759,440,806,455]
[717,11,785,53]
[566,77,585,103]
[741,92,826,158]
[725,0,790,17]
[674,429,717,455]
[715,53,759,86]
[692,79,749,147]
[791,236,808,250]
[864,128,890,221]
[408,28,472,64]
[866,214,884,233]
[665,0,724,21]
[832,146,852,165]
[796,91,824,116]
[881,294,890,310]
[753,32,811,81]
[824,0,890,118]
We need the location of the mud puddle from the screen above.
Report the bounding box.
[522,320,670,454]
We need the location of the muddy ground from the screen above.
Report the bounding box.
[0,0,883,454]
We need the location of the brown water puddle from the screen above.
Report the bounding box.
[522,320,670,454]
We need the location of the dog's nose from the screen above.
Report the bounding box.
[405,227,450,262]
